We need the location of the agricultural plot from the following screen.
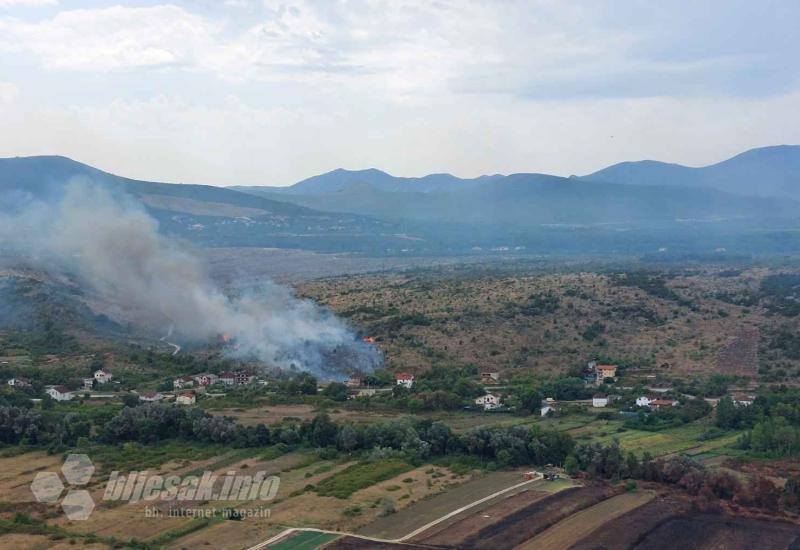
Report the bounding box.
[456,485,621,549]
[515,490,655,549]
[414,489,551,546]
[268,531,340,550]
[584,419,743,458]
[357,470,527,540]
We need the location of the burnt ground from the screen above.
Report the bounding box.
[413,489,550,547]
[456,485,621,550]
[570,495,690,550]
[633,513,800,550]
[323,537,436,549]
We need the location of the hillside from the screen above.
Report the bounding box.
[298,264,800,381]
[583,145,800,200]
[0,156,400,253]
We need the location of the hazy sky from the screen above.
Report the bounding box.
[1,0,798,185]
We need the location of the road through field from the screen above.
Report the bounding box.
[246,472,544,550]
[514,490,655,550]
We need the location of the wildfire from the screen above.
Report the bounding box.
[221,333,232,343]
[362,336,376,344]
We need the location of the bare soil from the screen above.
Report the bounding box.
[457,485,621,550]
[414,489,549,546]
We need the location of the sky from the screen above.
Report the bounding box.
[0,0,799,186]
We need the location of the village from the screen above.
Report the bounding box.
[5,354,758,431]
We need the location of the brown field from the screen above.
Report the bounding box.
[166,464,469,549]
[515,490,655,550]
[214,404,400,426]
[455,485,622,550]
[0,452,64,503]
[358,470,529,540]
[414,489,551,546]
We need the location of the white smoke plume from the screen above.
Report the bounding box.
[0,182,381,378]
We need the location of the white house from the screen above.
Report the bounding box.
[47,385,74,402]
[475,393,501,410]
[541,397,557,417]
[7,377,31,388]
[94,368,113,384]
[592,395,609,408]
[731,394,755,407]
[176,392,196,405]
[480,372,500,384]
[82,378,95,391]
[193,373,218,386]
[636,396,653,408]
[218,372,236,386]
[395,373,414,388]
[139,391,163,402]
[173,375,194,389]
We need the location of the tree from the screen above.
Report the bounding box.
[715,396,738,429]
[121,394,140,408]
[337,424,360,452]
[297,373,318,395]
[323,382,349,402]
[308,413,338,447]
[564,454,578,475]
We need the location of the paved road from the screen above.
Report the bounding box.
[246,472,544,550]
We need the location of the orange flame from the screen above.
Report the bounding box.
[363,336,376,344]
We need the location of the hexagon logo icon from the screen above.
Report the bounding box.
[31,471,64,503]
[62,454,95,486]
[61,490,95,521]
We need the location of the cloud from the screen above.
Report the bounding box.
[1,1,794,99]
[0,81,17,104]
[0,0,57,7]
[0,5,217,70]
[0,1,798,183]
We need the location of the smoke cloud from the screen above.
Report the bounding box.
[0,182,381,378]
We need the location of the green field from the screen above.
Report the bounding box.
[269,531,340,550]
[315,458,413,499]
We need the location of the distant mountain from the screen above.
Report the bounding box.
[0,156,399,253]
[582,145,800,200]
[4,153,800,258]
[0,155,309,216]
[238,171,798,226]
[233,168,505,195]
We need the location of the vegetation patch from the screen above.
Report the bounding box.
[314,459,412,499]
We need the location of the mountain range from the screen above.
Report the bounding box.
[1,145,799,256]
[581,145,800,200]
